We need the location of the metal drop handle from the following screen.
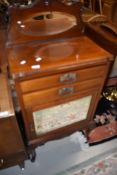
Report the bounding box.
[59,87,74,96]
[60,73,77,84]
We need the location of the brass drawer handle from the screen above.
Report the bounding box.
[60,73,77,84]
[59,87,74,96]
[0,159,4,167]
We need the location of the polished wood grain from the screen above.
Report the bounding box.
[7,0,114,149]
[22,78,102,108]
[19,65,106,94]
[0,74,27,169]
[84,18,117,87]
[7,36,114,147]
[0,74,14,115]
[7,36,113,79]
[85,22,117,55]
[0,29,8,72]
[7,0,83,46]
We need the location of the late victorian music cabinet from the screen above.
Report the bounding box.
[6,0,114,150]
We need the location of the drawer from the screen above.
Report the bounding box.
[22,78,102,108]
[20,65,106,93]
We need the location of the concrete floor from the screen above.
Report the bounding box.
[0,131,117,175]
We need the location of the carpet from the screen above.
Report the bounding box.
[56,152,117,175]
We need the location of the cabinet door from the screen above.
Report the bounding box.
[24,88,100,146]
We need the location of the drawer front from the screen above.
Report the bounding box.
[20,65,106,93]
[22,78,102,108]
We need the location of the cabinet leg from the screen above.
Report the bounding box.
[29,150,36,162]
[19,162,25,171]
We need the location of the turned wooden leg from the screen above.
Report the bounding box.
[19,162,25,171]
[29,149,36,162]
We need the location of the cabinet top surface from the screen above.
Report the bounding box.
[7,36,113,79]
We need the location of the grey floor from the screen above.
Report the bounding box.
[0,132,117,175]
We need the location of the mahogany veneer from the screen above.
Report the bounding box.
[7,0,83,46]
[7,36,114,147]
[0,74,27,169]
[6,0,114,150]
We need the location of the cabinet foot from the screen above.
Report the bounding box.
[19,162,25,171]
[29,150,36,162]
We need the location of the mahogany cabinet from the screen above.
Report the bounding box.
[0,74,27,169]
[7,36,114,148]
[6,0,114,149]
